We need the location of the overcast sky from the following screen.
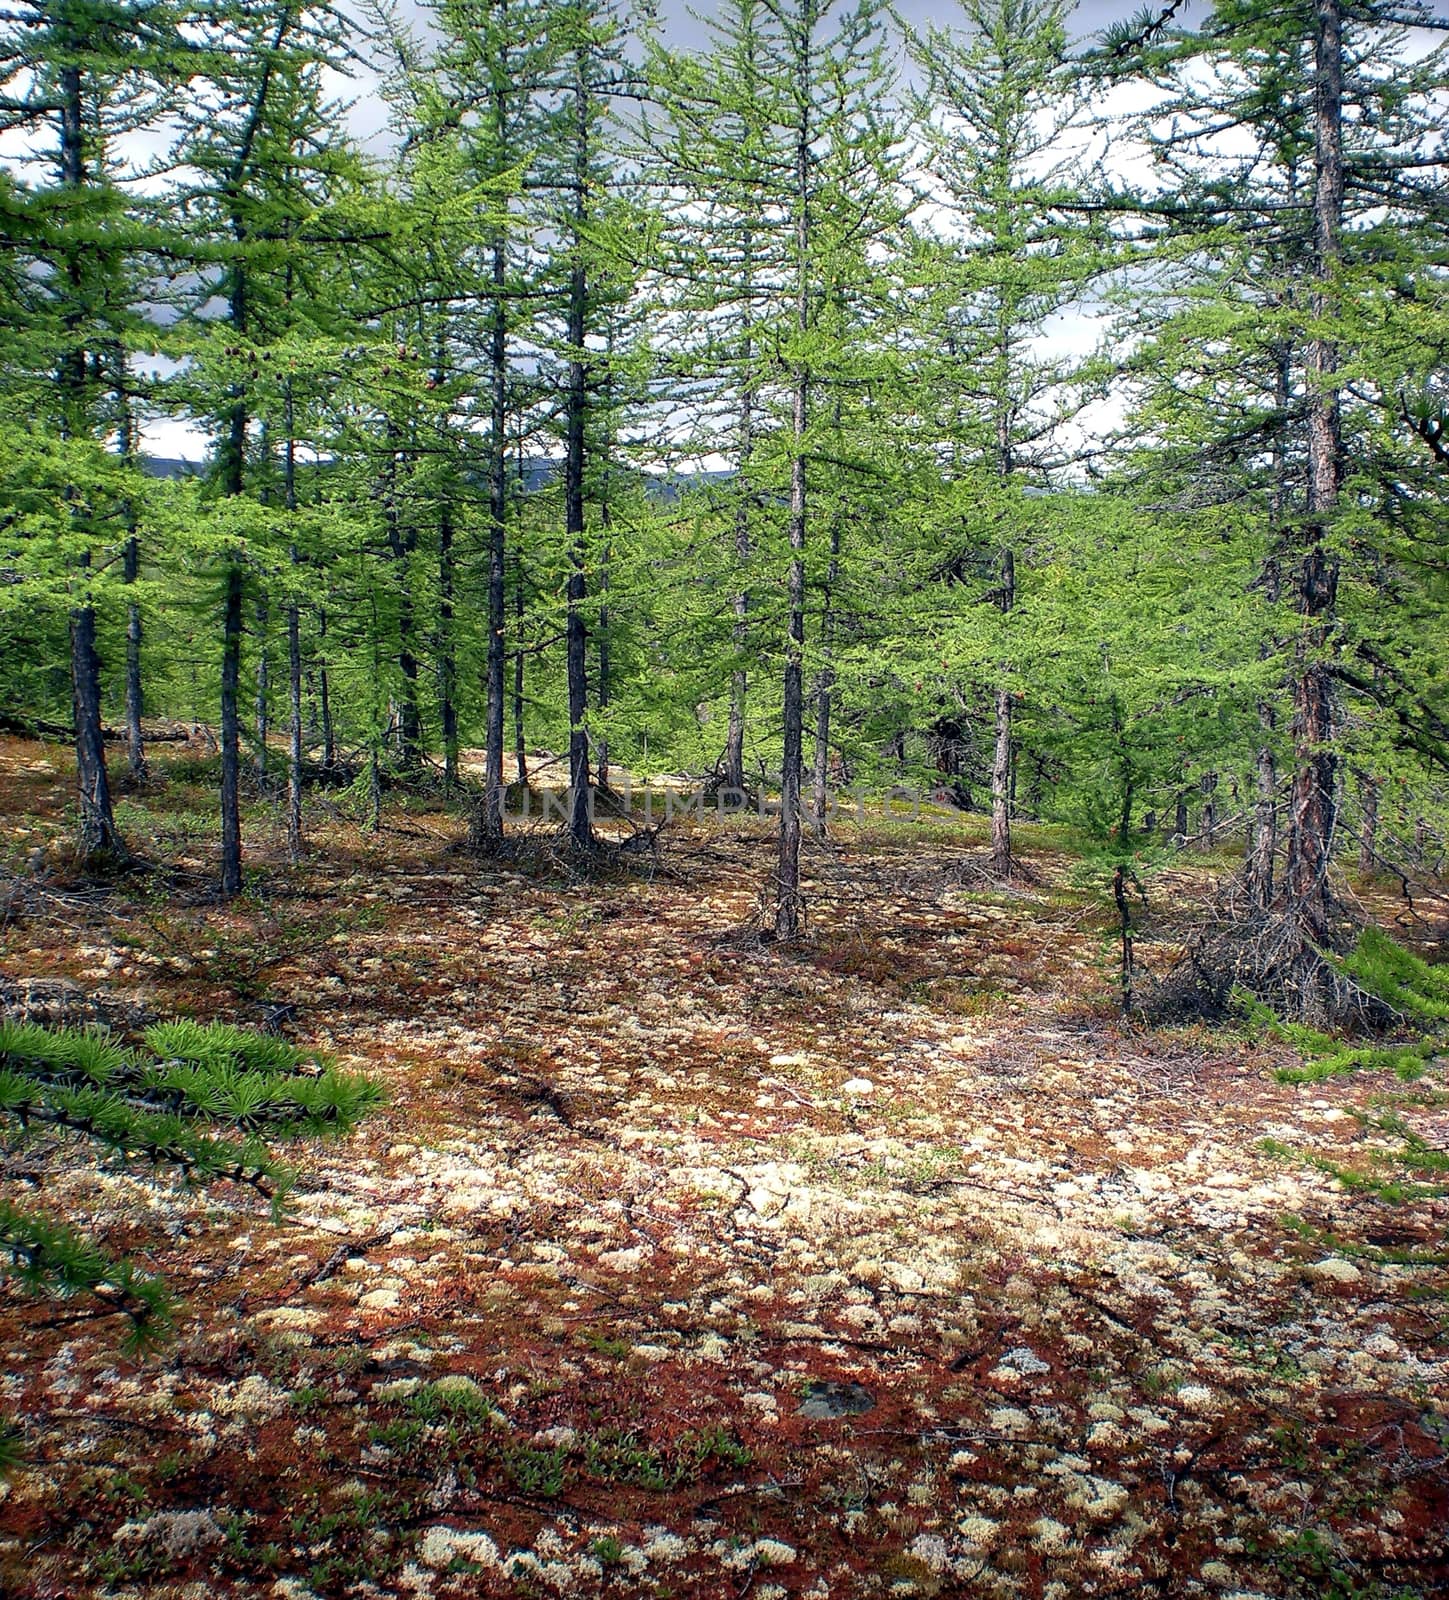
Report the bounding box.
[340,0,1167,151]
[151,0,1174,461]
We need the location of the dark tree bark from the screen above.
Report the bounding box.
[283,384,303,865]
[218,270,246,899]
[114,371,147,783]
[776,415,806,937]
[59,59,124,862]
[438,500,459,793]
[1246,309,1295,908]
[989,548,1016,878]
[382,433,423,770]
[254,595,269,778]
[69,577,125,861]
[123,533,146,783]
[480,231,509,841]
[513,548,528,790]
[724,229,757,798]
[597,501,611,793]
[319,616,335,774]
[775,10,814,940]
[810,512,840,836]
[1197,771,1218,852]
[1282,0,1344,952]
[595,319,620,795]
[219,560,244,898]
[563,43,593,852]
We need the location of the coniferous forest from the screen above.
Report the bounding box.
[1,0,1448,1594]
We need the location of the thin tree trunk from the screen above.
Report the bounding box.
[220,561,244,898]
[115,374,147,784]
[597,508,611,793]
[70,578,124,861]
[1246,315,1293,909]
[283,382,303,865]
[59,61,123,861]
[216,195,251,898]
[564,45,593,852]
[383,434,422,770]
[438,501,458,793]
[724,230,756,798]
[776,420,806,938]
[318,609,335,774]
[989,548,1016,877]
[286,589,303,864]
[254,596,269,778]
[1249,736,1277,901]
[1197,771,1218,852]
[776,125,811,935]
[1357,774,1378,875]
[123,535,145,782]
[810,513,839,836]
[512,549,528,790]
[1283,0,1344,957]
[724,487,751,795]
[480,233,509,842]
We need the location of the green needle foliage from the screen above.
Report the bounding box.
[0,1018,382,1473]
[1250,931,1448,1251]
[1241,928,1449,1083]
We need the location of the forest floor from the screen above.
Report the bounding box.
[0,733,1447,1600]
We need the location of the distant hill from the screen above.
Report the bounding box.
[139,454,734,502]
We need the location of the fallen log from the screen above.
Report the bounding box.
[0,711,191,745]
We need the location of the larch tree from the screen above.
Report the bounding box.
[0,0,195,863]
[174,0,362,895]
[1102,0,1449,1014]
[534,0,643,852]
[421,0,562,842]
[906,0,1094,878]
[657,0,902,936]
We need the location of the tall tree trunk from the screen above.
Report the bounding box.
[254,595,269,778]
[810,513,839,836]
[597,520,611,793]
[1283,0,1343,955]
[480,235,509,841]
[723,478,751,795]
[123,533,145,783]
[724,231,756,797]
[319,615,335,774]
[115,370,147,783]
[1246,315,1294,908]
[382,434,422,770]
[989,548,1016,878]
[286,587,303,865]
[776,417,807,938]
[1249,735,1277,900]
[513,548,528,790]
[59,61,123,861]
[220,561,244,898]
[216,209,250,898]
[775,63,812,941]
[283,382,303,865]
[70,573,124,861]
[564,47,593,852]
[438,501,459,793]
